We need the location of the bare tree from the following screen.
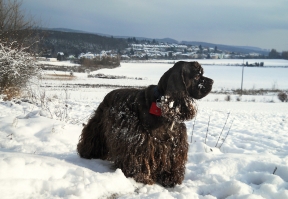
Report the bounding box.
[0,0,41,100]
[0,0,39,48]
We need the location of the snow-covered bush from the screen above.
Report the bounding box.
[85,69,91,75]
[0,43,40,100]
[277,92,287,102]
[225,95,231,101]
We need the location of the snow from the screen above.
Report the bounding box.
[1,60,288,199]
[41,61,288,92]
[39,60,80,67]
[150,59,288,67]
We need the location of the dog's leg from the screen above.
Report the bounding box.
[157,163,187,187]
[77,103,108,159]
[112,134,157,185]
[156,123,188,187]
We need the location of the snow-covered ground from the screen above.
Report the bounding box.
[40,59,288,91]
[1,60,288,199]
[38,60,80,67]
[151,59,288,68]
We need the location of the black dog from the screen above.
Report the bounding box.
[77,61,213,187]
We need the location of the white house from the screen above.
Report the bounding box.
[79,53,95,59]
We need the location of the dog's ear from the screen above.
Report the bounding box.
[158,61,187,96]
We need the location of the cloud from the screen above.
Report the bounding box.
[22,0,288,50]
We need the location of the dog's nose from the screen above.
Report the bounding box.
[203,77,213,85]
[207,78,214,85]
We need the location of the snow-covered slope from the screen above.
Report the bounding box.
[1,61,288,198]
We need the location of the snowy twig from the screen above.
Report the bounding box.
[51,125,56,134]
[190,116,197,143]
[219,119,234,149]
[7,133,13,140]
[215,112,230,147]
[273,167,277,175]
[204,116,211,144]
[12,118,18,127]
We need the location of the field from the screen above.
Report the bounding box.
[0,59,288,199]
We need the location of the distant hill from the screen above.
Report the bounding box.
[37,28,269,56]
[181,41,269,55]
[114,35,179,44]
[35,29,128,57]
[43,28,90,34]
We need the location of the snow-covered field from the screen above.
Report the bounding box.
[1,60,288,199]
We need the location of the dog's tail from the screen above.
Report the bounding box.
[77,106,108,159]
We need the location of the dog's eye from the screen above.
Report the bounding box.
[194,74,200,80]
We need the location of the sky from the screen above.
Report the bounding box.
[22,0,288,51]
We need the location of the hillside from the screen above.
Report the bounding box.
[1,62,288,198]
[181,41,269,55]
[35,30,128,57]
[34,28,269,58]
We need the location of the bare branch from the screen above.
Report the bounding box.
[0,0,40,48]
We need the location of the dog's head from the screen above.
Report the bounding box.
[158,61,213,99]
[157,61,213,122]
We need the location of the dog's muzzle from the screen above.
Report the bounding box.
[198,77,213,89]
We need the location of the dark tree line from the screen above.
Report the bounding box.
[35,30,128,58]
[79,56,120,71]
[268,49,288,59]
[127,37,159,44]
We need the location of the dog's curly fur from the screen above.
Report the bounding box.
[77,61,213,187]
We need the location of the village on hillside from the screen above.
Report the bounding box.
[60,43,264,63]
[43,42,268,72]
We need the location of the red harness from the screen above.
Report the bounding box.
[149,102,162,116]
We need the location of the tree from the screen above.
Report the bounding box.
[57,52,64,61]
[199,45,203,53]
[282,51,288,60]
[277,92,288,102]
[268,49,280,59]
[214,46,218,52]
[0,0,39,48]
[0,0,40,100]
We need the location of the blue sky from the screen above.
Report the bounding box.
[23,0,288,51]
